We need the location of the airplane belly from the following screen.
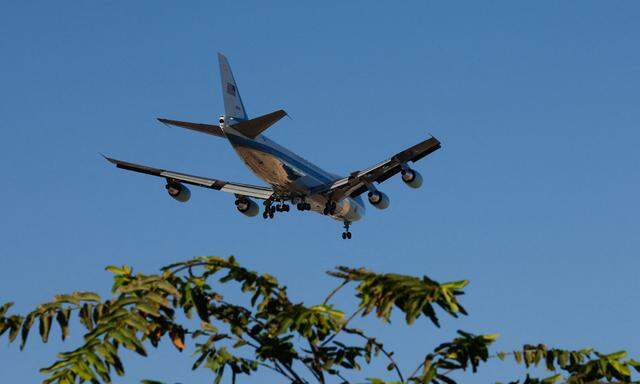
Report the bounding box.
[234,146,315,193]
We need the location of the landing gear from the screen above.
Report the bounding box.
[262,201,276,219]
[323,200,337,215]
[341,221,352,240]
[262,208,275,219]
[275,204,290,212]
[296,202,311,211]
[262,199,291,219]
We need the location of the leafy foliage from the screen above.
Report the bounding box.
[1,256,638,384]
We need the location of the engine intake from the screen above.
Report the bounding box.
[165,182,191,202]
[401,168,423,188]
[235,197,259,217]
[367,190,390,209]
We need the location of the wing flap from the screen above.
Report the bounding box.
[324,136,441,199]
[104,156,273,199]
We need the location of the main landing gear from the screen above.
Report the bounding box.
[323,200,337,215]
[296,202,311,211]
[262,200,290,219]
[341,221,352,240]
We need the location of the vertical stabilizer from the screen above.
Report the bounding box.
[218,53,248,121]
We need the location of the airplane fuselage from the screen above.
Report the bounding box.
[223,125,365,223]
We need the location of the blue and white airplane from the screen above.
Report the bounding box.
[105,53,440,239]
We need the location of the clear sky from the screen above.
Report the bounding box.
[1,1,639,383]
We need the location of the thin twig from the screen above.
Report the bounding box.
[349,330,404,383]
[320,305,364,348]
[308,339,325,384]
[322,280,350,306]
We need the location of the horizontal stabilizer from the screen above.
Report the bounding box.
[157,118,225,138]
[231,109,287,138]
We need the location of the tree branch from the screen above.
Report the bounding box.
[320,305,364,348]
[322,280,350,306]
[349,330,404,383]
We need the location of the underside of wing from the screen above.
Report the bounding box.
[104,156,273,200]
[325,136,441,199]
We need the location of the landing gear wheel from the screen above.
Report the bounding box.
[262,211,268,219]
[269,211,274,219]
[341,221,352,240]
[324,200,337,215]
[283,204,290,212]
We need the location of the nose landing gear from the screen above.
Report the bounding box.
[341,221,352,240]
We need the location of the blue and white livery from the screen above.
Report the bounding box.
[105,53,441,239]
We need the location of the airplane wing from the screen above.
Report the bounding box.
[104,156,273,200]
[322,136,441,199]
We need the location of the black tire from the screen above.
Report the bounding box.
[346,232,352,239]
[342,232,347,239]
[262,212,268,219]
[269,211,274,219]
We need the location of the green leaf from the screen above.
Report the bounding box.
[514,351,523,364]
[232,339,247,349]
[38,313,52,343]
[541,373,562,383]
[20,313,35,350]
[558,350,568,367]
[0,302,14,317]
[75,292,101,302]
[136,303,160,317]
[106,265,131,276]
[56,309,71,341]
[605,350,627,360]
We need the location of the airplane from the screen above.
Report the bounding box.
[104,53,441,239]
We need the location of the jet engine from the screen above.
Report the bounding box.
[401,168,423,188]
[165,182,191,202]
[235,197,260,217]
[367,190,390,209]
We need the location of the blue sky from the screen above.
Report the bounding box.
[1,1,639,382]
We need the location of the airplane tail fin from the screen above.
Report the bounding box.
[218,53,248,122]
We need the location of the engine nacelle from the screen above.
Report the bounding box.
[367,190,390,209]
[235,197,260,217]
[166,182,191,202]
[401,168,423,188]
